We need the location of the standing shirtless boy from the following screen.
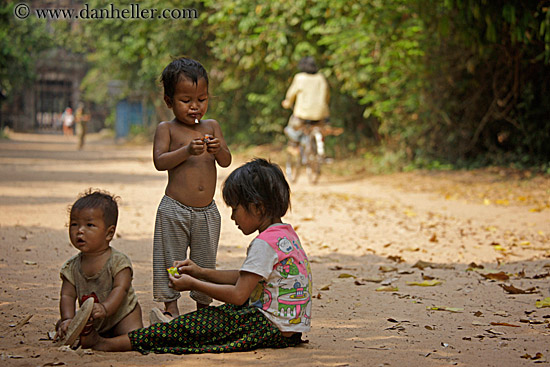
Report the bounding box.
[151,57,231,322]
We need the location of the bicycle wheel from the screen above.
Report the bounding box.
[306,138,321,184]
[285,145,302,183]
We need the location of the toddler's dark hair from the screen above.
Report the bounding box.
[222,158,290,218]
[70,189,119,228]
[161,57,209,99]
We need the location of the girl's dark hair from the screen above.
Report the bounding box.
[70,189,119,228]
[161,57,209,99]
[298,56,318,74]
[222,158,290,218]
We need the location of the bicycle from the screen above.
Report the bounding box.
[285,120,331,184]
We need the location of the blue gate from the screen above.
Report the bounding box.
[115,99,149,138]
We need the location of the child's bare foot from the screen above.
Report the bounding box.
[149,307,173,324]
[79,322,101,350]
[80,322,134,352]
[164,301,179,318]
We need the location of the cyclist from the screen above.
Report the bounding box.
[281,56,330,157]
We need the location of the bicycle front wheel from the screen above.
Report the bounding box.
[285,146,302,183]
[306,139,321,184]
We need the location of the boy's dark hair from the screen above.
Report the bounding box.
[161,57,209,99]
[298,56,318,74]
[222,158,290,218]
[70,189,119,228]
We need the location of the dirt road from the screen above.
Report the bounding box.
[1,133,549,366]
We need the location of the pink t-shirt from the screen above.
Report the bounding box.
[241,223,312,332]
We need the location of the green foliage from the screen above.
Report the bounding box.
[0,1,54,97]
[415,0,550,165]
[50,0,550,168]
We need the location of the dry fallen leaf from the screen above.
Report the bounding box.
[427,306,463,313]
[338,273,356,279]
[479,271,510,281]
[379,265,398,273]
[499,284,538,294]
[412,260,454,270]
[387,255,404,263]
[329,265,357,271]
[468,262,484,269]
[406,280,442,287]
[376,286,399,292]
[520,352,544,360]
[491,243,506,252]
[525,319,544,324]
[398,270,414,275]
[490,322,520,327]
[385,323,405,331]
[361,277,383,283]
[535,297,550,308]
[533,272,550,279]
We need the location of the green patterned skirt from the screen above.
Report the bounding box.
[128,304,303,354]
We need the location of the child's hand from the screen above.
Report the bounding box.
[205,136,221,154]
[54,318,72,341]
[187,138,206,155]
[168,272,194,292]
[172,259,201,278]
[91,302,107,320]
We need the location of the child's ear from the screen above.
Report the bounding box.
[105,225,116,242]
[163,95,173,108]
[250,203,265,218]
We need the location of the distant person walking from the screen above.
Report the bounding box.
[75,104,90,149]
[62,107,74,136]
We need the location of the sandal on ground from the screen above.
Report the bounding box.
[56,297,94,346]
[149,307,173,325]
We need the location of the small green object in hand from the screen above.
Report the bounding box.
[167,267,179,276]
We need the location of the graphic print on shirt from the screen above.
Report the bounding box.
[250,281,272,310]
[274,236,311,326]
[277,257,300,278]
[277,237,294,253]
